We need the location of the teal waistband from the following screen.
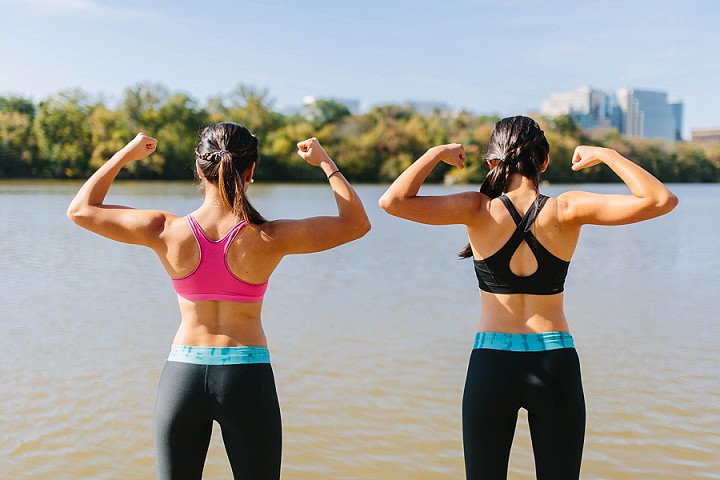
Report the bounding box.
[168,345,271,365]
[473,331,575,352]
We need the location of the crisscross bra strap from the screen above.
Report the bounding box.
[498,194,548,232]
[498,194,548,250]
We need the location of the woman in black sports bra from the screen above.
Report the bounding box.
[379,116,677,480]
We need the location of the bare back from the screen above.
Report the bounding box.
[67,133,370,350]
[148,209,281,347]
[467,190,582,333]
[379,141,677,336]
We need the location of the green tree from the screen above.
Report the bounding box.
[0,95,36,177]
[262,120,316,180]
[121,81,169,133]
[549,114,581,137]
[2,82,718,183]
[87,104,130,175]
[303,98,351,129]
[155,93,209,179]
[626,140,675,182]
[33,89,93,177]
[116,81,168,177]
[208,84,287,179]
[673,144,718,182]
[209,84,285,139]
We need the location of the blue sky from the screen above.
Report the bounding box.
[1,0,718,135]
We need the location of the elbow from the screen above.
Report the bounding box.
[378,193,398,214]
[351,216,372,240]
[66,203,82,224]
[361,217,372,236]
[66,202,91,226]
[657,190,679,216]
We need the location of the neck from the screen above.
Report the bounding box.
[201,183,227,208]
[504,173,538,195]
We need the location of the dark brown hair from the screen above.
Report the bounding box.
[459,116,549,258]
[195,122,266,225]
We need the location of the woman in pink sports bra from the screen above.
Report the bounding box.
[67,122,370,479]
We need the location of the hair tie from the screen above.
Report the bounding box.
[216,149,231,157]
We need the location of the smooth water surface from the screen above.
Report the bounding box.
[1,181,718,479]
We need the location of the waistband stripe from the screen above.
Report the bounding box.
[168,345,271,365]
[473,331,575,352]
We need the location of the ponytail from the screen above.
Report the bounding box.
[195,123,267,225]
[480,160,510,199]
[215,152,262,225]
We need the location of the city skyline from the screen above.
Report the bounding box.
[1,0,718,137]
[541,85,684,141]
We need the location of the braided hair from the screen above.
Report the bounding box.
[195,122,266,225]
[459,116,549,258]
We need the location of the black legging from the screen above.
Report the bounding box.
[462,348,585,480]
[154,361,282,480]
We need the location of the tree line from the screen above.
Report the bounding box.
[2,82,719,183]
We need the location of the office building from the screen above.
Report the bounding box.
[669,98,684,141]
[616,88,679,141]
[541,86,615,130]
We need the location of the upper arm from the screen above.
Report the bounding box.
[67,204,172,247]
[262,215,370,256]
[379,191,485,226]
[558,190,676,226]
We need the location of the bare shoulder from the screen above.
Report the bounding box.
[151,211,185,242]
[458,190,491,226]
[244,219,297,252]
[254,218,294,240]
[161,211,184,225]
[453,189,487,211]
[556,189,593,204]
[154,211,183,230]
[459,190,487,205]
[555,190,597,223]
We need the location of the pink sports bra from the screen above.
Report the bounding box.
[171,215,268,303]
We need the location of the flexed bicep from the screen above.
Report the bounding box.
[560,190,672,226]
[67,132,167,246]
[70,205,171,246]
[265,216,368,256]
[564,147,677,226]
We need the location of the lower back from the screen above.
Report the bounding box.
[173,297,268,347]
[478,291,569,333]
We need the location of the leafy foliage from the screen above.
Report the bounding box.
[1,85,717,183]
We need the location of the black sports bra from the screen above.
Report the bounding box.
[473,194,569,295]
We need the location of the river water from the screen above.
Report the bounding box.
[1,181,718,479]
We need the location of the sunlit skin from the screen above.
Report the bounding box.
[379,144,678,334]
[67,133,371,348]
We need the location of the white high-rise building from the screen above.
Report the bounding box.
[541,86,614,130]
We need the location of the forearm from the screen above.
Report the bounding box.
[68,149,130,217]
[294,137,370,235]
[322,160,370,232]
[379,147,441,210]
[603,149,677,206]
